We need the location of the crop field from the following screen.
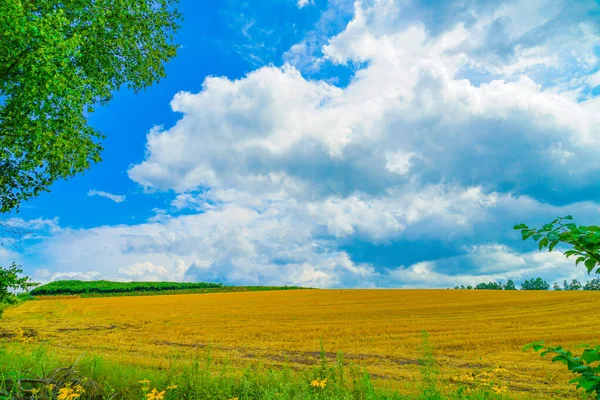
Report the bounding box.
[2,289,599,399]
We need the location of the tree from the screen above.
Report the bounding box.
[553,282,563,291]
[475,281,503,290]
[0,262,38,304]
[503,279,517,290]
[564,279,582,291]
[0,0,181,213]
[583,278,600,291]
[521,278,549,291]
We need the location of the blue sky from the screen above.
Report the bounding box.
[2,0,600,288]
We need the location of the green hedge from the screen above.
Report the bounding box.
[30,280,223,296]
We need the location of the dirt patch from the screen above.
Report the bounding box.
[0,328,16,339]
[57,325,117,332]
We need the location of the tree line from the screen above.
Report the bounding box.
[453,277,600,291]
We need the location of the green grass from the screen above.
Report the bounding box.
[30,280,308,298]
[0,336,521,400]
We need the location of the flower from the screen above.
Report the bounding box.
[146,388,166,400]
[492,386,508,394]
[139,379,151,385]
[57,387,81,400]
[166,384,178,390]
[310,378,327,389]
[45,384,55,391]
[228,398,239,400]
[31,388,40,395]
[74,384,85,394]
[492,367,508,374]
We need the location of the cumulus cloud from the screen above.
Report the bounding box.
[87,190,126,203]
[119,261,169,281]
[297,0,313,8]
[13,0,600,288]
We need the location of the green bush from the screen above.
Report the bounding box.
[30,280,223,296]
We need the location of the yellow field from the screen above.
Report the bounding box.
[2,290,599,398]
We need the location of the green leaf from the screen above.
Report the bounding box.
[579,379,596,391]
[549,240,560,252]
[585,259,597,273]
[513,224,528,230]
[538,237,549,250]
[522,231,535,240]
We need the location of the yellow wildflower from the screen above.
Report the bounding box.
[493,367,508,374]
[492,386,508,394]
[228,398,239,400]
[310,378,327,389]
[166,384,178,390]
[31,388,40,395]
[74,384,85,394]
[45,384,55,391]
[57,387,81,400]
[139,379,151,385]
[146,388,166,400]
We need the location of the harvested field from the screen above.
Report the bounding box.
[2,289,599,398]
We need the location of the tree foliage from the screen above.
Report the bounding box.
[524,342,600,398]
[0,0,181,213]
[564,279,582,291]
[521,277,549,291]
[474,281,503,290]
[0,262,38,304]
[519,216,600,397]
[503,279,516,290]
[584,278,600,291]
[514,216,600,275]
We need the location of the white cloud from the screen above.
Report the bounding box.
[87,190,126,203]
[297,0,313,8]
[13,0,600,288]
[119,261,169,281]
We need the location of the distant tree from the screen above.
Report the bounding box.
[466,285,473,290]
[503,280,517,290]
[0,0,181,213]
[521,278,550,291]
[460,285,465,290]
[553,282,563,291]
[584,278,600,291]
[475,281,503,290]
[564,279,582,291]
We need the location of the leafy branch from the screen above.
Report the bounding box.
[524,342,600,397]
[514,216,600,274]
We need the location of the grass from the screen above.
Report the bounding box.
[0,334,517,400]
[1,289,599,398]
